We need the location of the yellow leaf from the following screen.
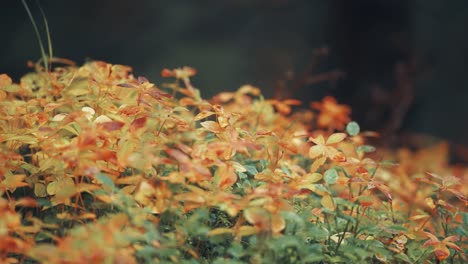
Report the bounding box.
[46,177,75,197]
[409,214,430,221]
[208,228,233,236]
[330,232,353,243]
[115,175,142,185]
[39,158,59,172]
[248,197,272,207]
[174,192,205,203]
[56,212,73,220]
[121,185,136,195]
[326,133,347,144]
[81,106,95,120]
[46,182,58,195]
[5,135,38,145]
[94,115,112,123]
[238,84,261,96]
[303,173,323,184]
[321,194,335,210]
[299,184,327,196]
[308,145,324,159]
[52,113,68,122]
[229,161,247,173]
[34,183,48,197]
[63,78,90,96]
[200,120,223,133]
[309,134,325,145]
[236,225,259,237]
[60,122,81,135]
[310,157,326,173]
[425,197,436,209]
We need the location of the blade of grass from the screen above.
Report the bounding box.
[36,0,53,70]
[21,0,49,72]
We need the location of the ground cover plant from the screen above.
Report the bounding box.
[0,57,466,264]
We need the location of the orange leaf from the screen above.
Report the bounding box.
[161,68,174,77]
[15,198,38,207]
[321,194,335,210]
[194,110,215,121]
[433,246,451,261]
[1,174,30,192]
[218,165,238,190]
[271,214,286,233]
[179,97,196,106]
[283,99,302,105]
[244,207,269,230]
[78,213,97,220]
[212,92,235,103]
[0,73,13,87]
[331,152,347,162]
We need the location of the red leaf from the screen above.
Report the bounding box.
[161,69,174,77]
[97,121,125,131]
[147,88,172,99]
[130,116,147,132]
[117,83,136,88]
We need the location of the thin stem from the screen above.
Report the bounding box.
[335,206,355,252]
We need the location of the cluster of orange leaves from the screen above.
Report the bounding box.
[0,62,466,263]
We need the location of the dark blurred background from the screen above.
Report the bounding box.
[1,0,467,149]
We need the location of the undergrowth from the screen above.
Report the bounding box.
[0,60,466,263]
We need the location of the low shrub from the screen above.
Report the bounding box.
[0,61,466,263]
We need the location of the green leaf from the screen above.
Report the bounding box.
[324,168,338,185]
[346,121,360,136]
[95,173,115,189]
[281,165,291,176]
[337,212,357,225]
[357,145,376,153]
[388,225,408,232]
[463,212,468,226]
[244,164,258,175]
[237,171,248,179]
[303,254,324,263]
[36,198,52,207]
[378,160,398,167]
[227,243,244,258]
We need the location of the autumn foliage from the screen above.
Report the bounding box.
[0,62,466,263]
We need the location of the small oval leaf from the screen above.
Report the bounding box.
[357,145,376,153]
[346,121,360,136]
[324,168,338,185]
